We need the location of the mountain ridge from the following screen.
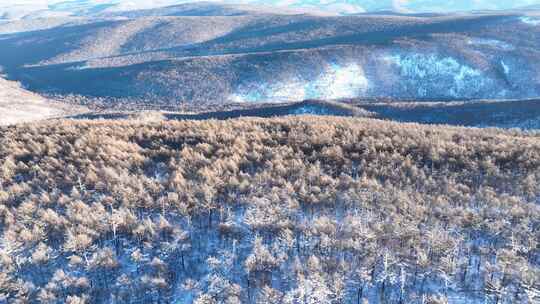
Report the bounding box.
[3,0,540,20]
[2,10,540,106]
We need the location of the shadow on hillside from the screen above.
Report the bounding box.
[359,98,540,129]
[67,100,370,121]
[172,14,515,57]
[57,98,540,130]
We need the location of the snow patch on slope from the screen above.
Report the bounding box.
[467,38,514,51]
[0,77,81,125]
[230,63,368,103]
[501,60,510,75]
[520,16,540,25]
[384,53,495,99]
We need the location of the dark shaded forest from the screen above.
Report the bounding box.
[0,116,538,303]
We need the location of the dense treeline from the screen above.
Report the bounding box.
[0,117,539,303]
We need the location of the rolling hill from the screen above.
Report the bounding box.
[3,0,540,20]
[1,7,540,109]
[0,116,538,303]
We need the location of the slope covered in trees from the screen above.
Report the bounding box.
[0,117,539,303]
[2,10,540,106]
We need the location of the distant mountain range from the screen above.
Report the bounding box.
[2,5,540,108]
[2,0,540,20]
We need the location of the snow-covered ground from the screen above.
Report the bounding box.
[230,63,368,103]
[0,77,83,125]
[229,50,528,104]
[467,38,514,51]
[383,53,497,99]
[520,16,540,25]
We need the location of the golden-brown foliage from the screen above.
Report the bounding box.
[0,116,538,303]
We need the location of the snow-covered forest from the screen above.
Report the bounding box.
[0,117,539,303]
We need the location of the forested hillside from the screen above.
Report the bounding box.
[0,117,539,303]
[3,9,540,106]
